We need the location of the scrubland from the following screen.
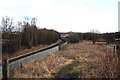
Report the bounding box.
[9,41,118,78]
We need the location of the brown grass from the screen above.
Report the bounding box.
[92,54,118,78]
[9,40,118,78]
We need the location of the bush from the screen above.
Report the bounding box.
[2,29,60,54]
[38,29,59,44]
[2,32,21,54]
[66,34,79,43]
[96,54,118,78]
[77,33,83,41]
[102,33,115,44]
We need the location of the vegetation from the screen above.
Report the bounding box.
[2,16,59,55]
[2,16,119,55]
[10,40,118,78]
[102,33,115,44]
[77,33,100,43]
[76,32,119,44]
[1,16,119,78]
[66,34,79,43]
[96,53,118,78]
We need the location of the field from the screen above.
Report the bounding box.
[9,40,118,78]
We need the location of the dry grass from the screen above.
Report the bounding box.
[10,51,69,78]
[9,40,118,78]
[92,54,118,78]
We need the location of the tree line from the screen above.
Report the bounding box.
[2,16,120,54]
[66,31,120,44]
[1,16,59,55]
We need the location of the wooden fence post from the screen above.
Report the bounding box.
[2,58,8,80]
[113,46,115,57]
[116,44,120,78]
[115,38,120,78]
[117,45,119,57]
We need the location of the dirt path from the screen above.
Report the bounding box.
[10,40,107,78]
[55,64,72,78]
[54,60,90,78]
[55,61,78,78]
[53,41,106,78]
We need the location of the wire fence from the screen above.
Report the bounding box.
[98,43,119,57]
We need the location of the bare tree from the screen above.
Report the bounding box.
[1,16,22,54]
[31,17,37,26]
[17,21,23,32]
[91,29,100,44]
[1,16,14,32]
[21,17,38,48]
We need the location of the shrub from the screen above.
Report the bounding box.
[96,54,118,78]
[2,28,59,55]
[102,33,115,44]
[2,32,21,54]
[66,34,79,43]
[38,29,59,44]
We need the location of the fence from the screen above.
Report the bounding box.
[8,46,59,70]
[97,43,120,58]
[2,39,67,79]
[101,44,116,56]
[59,42,67,50]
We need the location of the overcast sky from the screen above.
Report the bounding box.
[0,0,119,33]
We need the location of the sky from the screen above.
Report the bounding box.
[0,0,119,33]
